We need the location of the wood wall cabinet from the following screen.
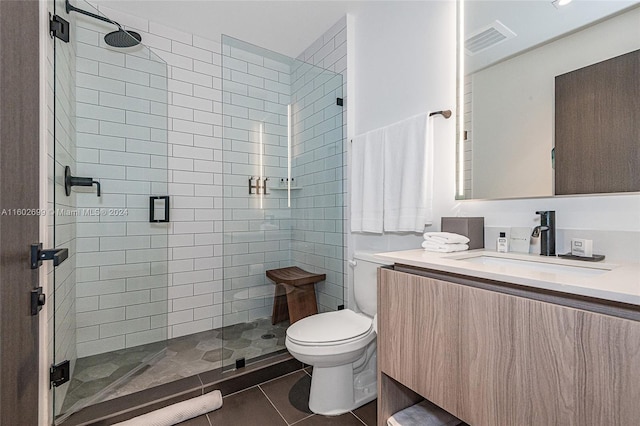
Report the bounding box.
[377,267,640,426]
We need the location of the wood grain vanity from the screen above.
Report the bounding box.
[376,260,640,426]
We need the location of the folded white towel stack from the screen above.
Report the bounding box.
[422,241,469,253]
[387,399,462,426]
[423,232,470,244]
[422,232,469,253]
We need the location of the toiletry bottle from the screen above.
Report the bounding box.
[497,232,508,253]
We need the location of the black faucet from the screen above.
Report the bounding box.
[532,211,555,256]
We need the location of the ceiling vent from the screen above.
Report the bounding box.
[465,20,516,56]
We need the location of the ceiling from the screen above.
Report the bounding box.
[92,0,364,58]
[91,1,639,68]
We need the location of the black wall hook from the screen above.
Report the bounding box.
[65,166,100,197]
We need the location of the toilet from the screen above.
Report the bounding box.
[285,252,385,415]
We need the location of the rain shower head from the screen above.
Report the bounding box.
[65,0,142,48]
[104,29,142,48]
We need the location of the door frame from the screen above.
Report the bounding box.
[0,1,42,425]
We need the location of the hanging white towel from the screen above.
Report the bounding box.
[383,113,433,232]
[351,128,385,233]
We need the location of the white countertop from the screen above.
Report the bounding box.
[374,249,640,306]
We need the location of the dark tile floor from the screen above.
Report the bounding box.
[176,369,377,426]
[60,318,289,416]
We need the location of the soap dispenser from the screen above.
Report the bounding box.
[496,232,508,252]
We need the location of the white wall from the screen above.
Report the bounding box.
[348,1,457,262]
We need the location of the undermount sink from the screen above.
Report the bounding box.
[455,254,610,277]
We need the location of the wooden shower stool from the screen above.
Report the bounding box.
[266,267,326,325]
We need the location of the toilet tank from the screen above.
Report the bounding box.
[353,252,388,317]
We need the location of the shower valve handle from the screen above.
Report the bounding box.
[64,166,101,197]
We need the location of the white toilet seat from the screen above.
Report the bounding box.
[286,309,373,346]
[285,309,376,361]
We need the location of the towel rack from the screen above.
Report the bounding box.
[350,110,452,143]
[429,110,452,119]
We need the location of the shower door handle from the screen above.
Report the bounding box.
[150,196,170,222]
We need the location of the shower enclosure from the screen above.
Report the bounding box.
[50,1,344,422]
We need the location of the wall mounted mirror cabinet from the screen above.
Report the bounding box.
[456,1,640,200]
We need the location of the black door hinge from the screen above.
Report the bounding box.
[50,360,70,388]
[50,14,70,43]
[31,287,46,316]
[31,243,69,269]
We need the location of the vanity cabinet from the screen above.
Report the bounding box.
[377,267,640,426]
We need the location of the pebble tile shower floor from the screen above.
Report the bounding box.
[61,318,289,414]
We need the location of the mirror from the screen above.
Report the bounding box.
[456,0,640,200]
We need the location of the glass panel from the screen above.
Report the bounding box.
[52,0,169,421]
[221,35,344,369]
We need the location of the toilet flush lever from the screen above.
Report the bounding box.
[348,259,357,268]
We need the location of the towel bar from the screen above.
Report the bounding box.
[350,110,452,145]
[429,110,452,118]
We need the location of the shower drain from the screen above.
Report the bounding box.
[261,333,276,339]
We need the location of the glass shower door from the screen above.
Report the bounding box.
[52,0,169,421]
[221,36,345,369]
